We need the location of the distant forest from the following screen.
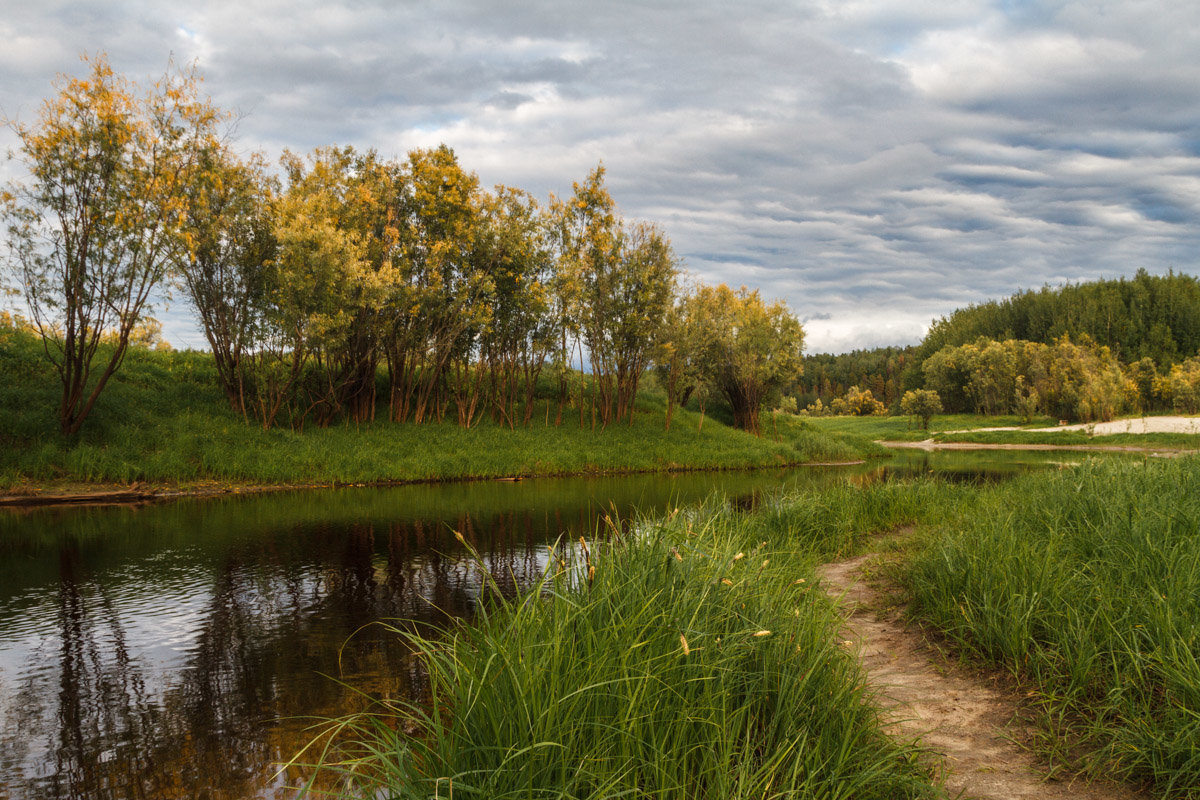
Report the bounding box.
[796,346,915,409]
[798,270,1200,418]
[913,269,1200,368]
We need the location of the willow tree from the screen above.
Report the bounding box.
[656,282,709,431]
[385,145,491,424]
[172,144,276,420]
[608,222,677,423]
[278,147,402,424]
[695,284,804,435]
[474,186,556,427]
[252,154,378,429]
[554,165,677,427]
[2,55,221,435]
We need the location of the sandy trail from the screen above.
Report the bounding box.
[818,550,1148,800]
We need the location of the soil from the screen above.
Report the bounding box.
[818,548,1149,800]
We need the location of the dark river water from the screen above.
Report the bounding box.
[0,450,1107,799]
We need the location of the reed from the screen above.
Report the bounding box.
[904,456,1200,794]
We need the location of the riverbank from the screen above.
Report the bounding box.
[820,547,1144,800]
[902,456,1200,796]
[296,479,977,798]
[297,455,1200,798]
[0,335,887,497]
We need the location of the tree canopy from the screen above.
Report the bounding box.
[3,54,221,435]
[4,59,805,437]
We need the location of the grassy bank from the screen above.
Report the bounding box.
[932,429,1200,450]
[802,413,1200,451]
[799,413,1056,442]
[297,479,978,799]
[904,457,1200,795]
[0,329,880,491]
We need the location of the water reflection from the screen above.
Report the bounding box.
[0,452,1117,799]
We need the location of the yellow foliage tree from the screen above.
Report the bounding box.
[3,54,221,435]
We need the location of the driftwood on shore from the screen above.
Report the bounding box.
[0,490,159,508]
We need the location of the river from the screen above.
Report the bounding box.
[0,450,1111,799]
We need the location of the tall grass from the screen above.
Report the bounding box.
[904,457,1200,795]
[294,495,946,799]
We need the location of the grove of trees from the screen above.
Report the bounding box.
[2,56,805,437]
[913,270,1200,372]
[799,274,1200,422]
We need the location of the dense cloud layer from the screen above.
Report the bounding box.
[3,1,1198,352]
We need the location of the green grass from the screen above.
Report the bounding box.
[930,429,1200,449]
[0,327,878,489]
[800,413,1056,442]
[292,476,981,799]
[295,489,955,799]
[903,457,1200,795]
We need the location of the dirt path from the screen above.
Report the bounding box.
[818,550,1148,800]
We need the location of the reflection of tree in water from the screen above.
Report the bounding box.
[0,506,578,800]
[49,544,155,799]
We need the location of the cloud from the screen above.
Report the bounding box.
[3,0,1200,353]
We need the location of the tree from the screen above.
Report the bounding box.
[553,165,677,427]
[3,54,220,435]
[694,284,804,435]
[832,385,886,416]
[172,144,276,420]
[384,145,490,425]
[1154,357,1200,414]
[277,146,401,426]
[656,282,707,431]
[900,389,942,430]
[474,185,556,428]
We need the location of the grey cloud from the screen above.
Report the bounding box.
[5,1,1200,353]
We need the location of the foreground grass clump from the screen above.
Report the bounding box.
[905,457,1200,795]
[299,503,941,799]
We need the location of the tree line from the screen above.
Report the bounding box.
[2,55,804,437]
[796,346,915,410]
[913,270,1200,371]
[796,272,1200,422]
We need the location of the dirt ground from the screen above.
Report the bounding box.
[817,550,1150,800]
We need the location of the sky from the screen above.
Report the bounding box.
[2,0,1198,353]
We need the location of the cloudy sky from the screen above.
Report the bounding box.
[2,0,1198,353]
